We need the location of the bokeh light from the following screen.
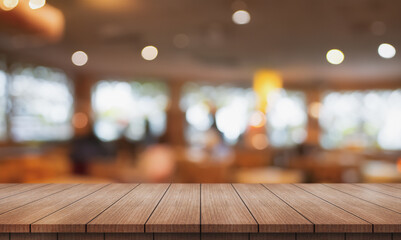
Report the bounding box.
[71,51,88,66]
[326,49,344,65]
[0,0,18,11]
[232,10,251,25]
[378,43,396,59]
[29,0,45,9]
[141,46,158,61]
[309,102,322,119]
[72,112,88,129]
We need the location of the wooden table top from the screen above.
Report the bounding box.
[0,183,400,234]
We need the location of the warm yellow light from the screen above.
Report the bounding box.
[71,51,88,66]
[397,158,401,173]
[141,45,158,61]
[29,0,45,9]
[309,102,322,119]
[326,49,344,65]
[1,0,18,11]
[253,70,283,112]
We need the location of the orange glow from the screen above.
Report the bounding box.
[251,133,269,150]
[72,112,88,129]
[397,158,401,173]
[249,111,266,128]
[253,70,283,112]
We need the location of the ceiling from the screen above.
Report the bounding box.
[1,0,401,84]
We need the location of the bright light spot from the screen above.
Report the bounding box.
[378,43,396,59]
[1,0,18,11]
[72,112,88,129]
[141,45,158,61]
[251,133,269,150]
[249,111,265,128]
[173,34,190,48]
[29,0,45,9]
[309,102,322,119]
[186,104,213,131]
[71,51,88,66]
[232,10,251,25]
[326,49,344,65]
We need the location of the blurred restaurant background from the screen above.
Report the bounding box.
[0,0,401,184]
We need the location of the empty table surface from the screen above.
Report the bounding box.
[0,183,400,234]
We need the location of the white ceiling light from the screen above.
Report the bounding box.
[141,45,158,61]
[232,10,250,25]
[326,49,344,65]
[29,0,46,9]
[71,51,88,66]
[378,43,396,59]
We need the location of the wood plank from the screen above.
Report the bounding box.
[250,233,295,240]
[0,184,48,200]
[10,234,56,240]
[32,184,138,232]
[345,233,391,240]
[0,184,107,232]
[264,184,371,233]
[297,233,344,240]
[58,234,103,240]
[297,184,401,232]
[106,233,152,240]
[146,184,200,233]
[87,184,170,233]
[233,184,313,233]
[354,184,401,199]
[0,184,17,190]
[325,184,401,213]
[0,234,8,240]
[0,184,76,214]
[154,233,199,240]
[383,183,401,189]
[201,184,257,233]
[202,233,248,240]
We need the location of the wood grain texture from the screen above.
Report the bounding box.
[297,233,344,240]
[0,184,17,190]
[250,233,295,240]
[233,184,313,233]
[202,233,248,240]
[106,233,152,240]
[154,233,200,240]
[354,183,401,199]
[58,234,103,240]
[0,184,48,200]
[87,184,170,233]
[32,184,137,233]
[383,184,401,189]
[146,184,200,233]
[0,234,8,240]
[297,184,401,232]
[0,184,76,215]
[10,234,56,240]
[201,184,257,233]
[325,184,401,213]
[0,184,106,232]
[264,184,371,233]
[345,233,391,240]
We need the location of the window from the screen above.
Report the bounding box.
[319,90,401,150]
[180,83,256,145]
[92,80,169,142]
[9,66,73,142]
[265,89,307,147]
